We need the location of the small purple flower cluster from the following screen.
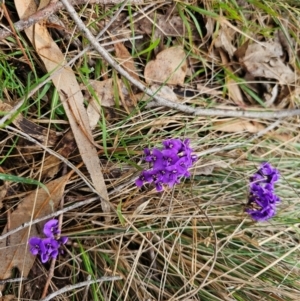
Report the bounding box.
[246,162,280,222]
[136,138,197,192]
[29,219,68,263]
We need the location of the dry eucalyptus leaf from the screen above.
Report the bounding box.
[241,41,295,84]
[226,77,244,106]
[144,46,187,85]
[157,15,186,36]
[0,175,69,287]
[213,119,265,133]
[15,0,109,216]
[87,100,102,130]
[219,48,244,106]
[149,85,178,102]
[0,296,16,301]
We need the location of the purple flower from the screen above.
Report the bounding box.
[162,149,179,167]
[136,138,197,191]
[58,236,68,245]
[43,219,60,238]
[162,139,182,151]
[246,206,276,222]
[29,219,68,264]
[246,162,280,222]
[29,237,45,255]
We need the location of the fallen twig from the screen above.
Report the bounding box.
[0,277,28,284]
[39,276,122,301]
[61,0,300,120]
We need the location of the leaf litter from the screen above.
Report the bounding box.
[1,1,300,301]
[144,46,187,85]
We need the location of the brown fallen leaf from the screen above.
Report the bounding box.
[84,78,115,129]
[0,175,69,287]
[0,296,16,301]
[213,119,265,133]
[114,42,140,81]
[144,46,187,85]
[85,78,133,129]
[15,0,109,216]
[239,40,295,84]
[214,23,236,57]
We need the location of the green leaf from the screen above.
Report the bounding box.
[0,173,49,193]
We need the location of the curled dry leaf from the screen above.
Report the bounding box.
[144,46,187,85]
[240,40,295,84]
[0,175,69,288]
[214,24,236,57]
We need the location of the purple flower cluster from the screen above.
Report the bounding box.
[246,162,280,222]
[29,219,68,263]
[136,138,197,191]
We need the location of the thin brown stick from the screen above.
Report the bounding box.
[0,0,143,40]
[60,0,300,120]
